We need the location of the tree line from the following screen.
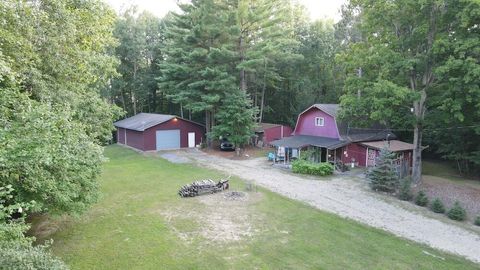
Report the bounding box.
[106,0,480,180]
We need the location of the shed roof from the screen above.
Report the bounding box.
[114,113,175,131]
[270,135,348,150]
[254,123,282,132]
[114,113,206,132]
[360,140,415,152]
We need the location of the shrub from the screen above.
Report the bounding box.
[414,191,428,207]
[398,177,412,201]
[0,244,68,270]
[430,198,445,213]
[447,201,467,221]
[292,160,334,176]
[367,148,399,193]
[475,216,480,226]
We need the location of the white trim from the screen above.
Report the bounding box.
[124,128,127,145]
[315,117,325,126]
[366,147,369,167]
[188,132,195,148]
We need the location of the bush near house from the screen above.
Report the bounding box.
[475,216,480,226]
[292,160,334,176]
[430,198,446,213]
[398,177,413,201]
[447,201,467,221]
[414,191,429,207]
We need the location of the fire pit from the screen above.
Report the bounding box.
[223,191,246,201]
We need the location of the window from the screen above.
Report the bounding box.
[315,117,324,126]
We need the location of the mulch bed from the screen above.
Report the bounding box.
[414,175,480,222]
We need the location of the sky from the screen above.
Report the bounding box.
[104,0,347,22]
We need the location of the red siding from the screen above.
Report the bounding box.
[143,118,205,151]
[125,129,144,150]
[264,125,293,143]
[117,128,126,144]
[294,108,339,138]
[341,143,367,167]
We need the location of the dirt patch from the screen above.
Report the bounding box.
[27,213,72,243]
[415,175,480,221]
[159,152,191,164]
[159,191,264,244]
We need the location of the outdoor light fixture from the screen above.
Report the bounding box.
[173,117,178,122]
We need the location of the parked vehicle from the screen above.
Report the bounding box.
[220,138,235,151]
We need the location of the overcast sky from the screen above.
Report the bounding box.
[104,0,347,22]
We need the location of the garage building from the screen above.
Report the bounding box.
[114,113,204,151]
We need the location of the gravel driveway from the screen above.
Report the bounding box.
[172,149,480,264]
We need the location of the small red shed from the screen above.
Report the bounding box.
[114,113,204,151]
[254,123,293,144]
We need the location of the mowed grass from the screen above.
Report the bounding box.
[31,145,479,270]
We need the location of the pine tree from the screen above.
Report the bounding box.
[159,0,238,142]
[367,148,399,193]
[211,89,258,153]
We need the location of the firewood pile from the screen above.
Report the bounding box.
[178,178,230,197]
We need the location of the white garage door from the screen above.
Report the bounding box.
[156,130,180,150]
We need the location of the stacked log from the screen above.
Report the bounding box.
[178,179,229,197]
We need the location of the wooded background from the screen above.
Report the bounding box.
[105,0,480,176]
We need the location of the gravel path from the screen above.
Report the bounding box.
[173,149,480,264]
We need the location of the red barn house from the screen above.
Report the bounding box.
[270,104,414,172]
[114,113,204,151]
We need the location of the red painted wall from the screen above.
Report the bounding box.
[264,125,293,143]
[117,127,125,144]
[294,108,339,138]
[341,143,367,167]
[125,129,144,150]
[143,118,205,151]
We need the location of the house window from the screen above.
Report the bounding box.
[315,117,324,126]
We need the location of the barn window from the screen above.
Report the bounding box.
[315,117,324,126]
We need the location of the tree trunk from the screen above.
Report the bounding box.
[180,102,184,118]
[259,58,267,123]
[120,88,127,112]
[151,88,157,113]
[205,110,211,147]
[411,89,426,184]
[132,63,138,115]
[239,36,247,92]
[131,91,137,115]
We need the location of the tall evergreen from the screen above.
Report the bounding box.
[211,89,258,151]
[159,0,238,141]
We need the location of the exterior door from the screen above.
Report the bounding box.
[188,132,195,148]
[367,148,376,166]
[156,130,180,150]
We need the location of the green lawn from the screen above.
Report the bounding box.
[31,145,479,269]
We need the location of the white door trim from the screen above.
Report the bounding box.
[188,132,195,148]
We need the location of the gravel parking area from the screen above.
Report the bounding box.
[170,149,480,264]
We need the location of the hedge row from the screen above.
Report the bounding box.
[413,191,470,222]
[292,160,334,176]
